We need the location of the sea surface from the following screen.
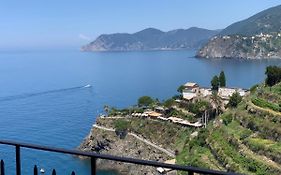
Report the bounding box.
[0,49,280,175]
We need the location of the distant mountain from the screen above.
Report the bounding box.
[81,27,220,51]
[197,5,281,59]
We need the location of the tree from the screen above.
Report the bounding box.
[211,75,219,91]
[265,66,281,86]
[177,85,185,93]
[219,71,226,87]
[138,96,154,107]
[163,98,175,108]
[228,91,242,108]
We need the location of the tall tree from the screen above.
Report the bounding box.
[265,66,281,86]
[219,71,226,87]
[211,75,219,91]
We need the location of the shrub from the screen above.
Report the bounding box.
[222,113,233,125]
[138,96,154,107]
[228,92,242,108]
[114,120,129,132]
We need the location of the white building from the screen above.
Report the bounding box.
[182,82,199,100]
[199,88,212,97]
[218,87,248,99]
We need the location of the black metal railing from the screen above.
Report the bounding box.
[0,139,240,175]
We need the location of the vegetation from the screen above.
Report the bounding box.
[211,71,226,91]
[252,97,281,112]
[137,96,154,107]
[187,100,211,116]
[219,71,226,87]
[228,91,242,107]
[163,98,175,108]
[211,75,219,91]
[113,120,129,132]
[177,85,185,93]
[265,66,281,86]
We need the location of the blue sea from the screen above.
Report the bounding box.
[0,49,280,175]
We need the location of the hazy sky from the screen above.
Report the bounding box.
[0,0,281,50]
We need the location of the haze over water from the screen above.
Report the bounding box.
[0,50,280,174]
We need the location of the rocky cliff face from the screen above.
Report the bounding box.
[197,34,281,59]
[79,126,172,175]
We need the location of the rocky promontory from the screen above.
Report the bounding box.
[78,117,183,175]
[196,34,281,59]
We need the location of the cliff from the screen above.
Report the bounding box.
[81,27,219,52]
[197,34,281,59]
[78,117,187,174]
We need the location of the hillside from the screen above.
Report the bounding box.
[197,5,281,59]
[80,79,281,174]
[197,33,281,59]
[220,5,281,36]
[177,83,281,175]
[81,27,219,51]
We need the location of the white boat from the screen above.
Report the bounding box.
[40,168,45,173]
[84,84,91,88]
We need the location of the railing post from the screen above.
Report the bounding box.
[1,159,4,175]
[52,169,56,175]
[91,157,96,175]
[188,171,194,175]
[15,145,21,175]
[33,165,38,175]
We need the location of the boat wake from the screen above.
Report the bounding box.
[0,85,92,102]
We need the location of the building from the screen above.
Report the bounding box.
[199,87,212,97]
[182,82,199,100]
[145,111,162,118]
[218,87,248,99]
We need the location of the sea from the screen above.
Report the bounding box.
[0,49,280,175]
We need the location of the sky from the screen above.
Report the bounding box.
[0,0,281,50]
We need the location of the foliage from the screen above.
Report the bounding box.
[221,113,233,125]
[113,120,129,132]
[219,71,226,87]
[177,85,185,93]
[252,97,281,112]
[163,98,175,108]
[244,138,281,164]
[188,100,211,116]
[211,75,219,91]
[137,96,154,107]
[208,127,278,175]
[228,92,242,107]
[250,84,259,93]
[265,66,281,86]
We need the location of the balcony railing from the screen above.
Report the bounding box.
[0,139,240,175]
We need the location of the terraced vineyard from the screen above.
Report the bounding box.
[177,83,281,175]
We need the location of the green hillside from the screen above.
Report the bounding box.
[220,5,281,36]
[177,82,281,175]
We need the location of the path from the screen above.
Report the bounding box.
[93,124,175,157]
